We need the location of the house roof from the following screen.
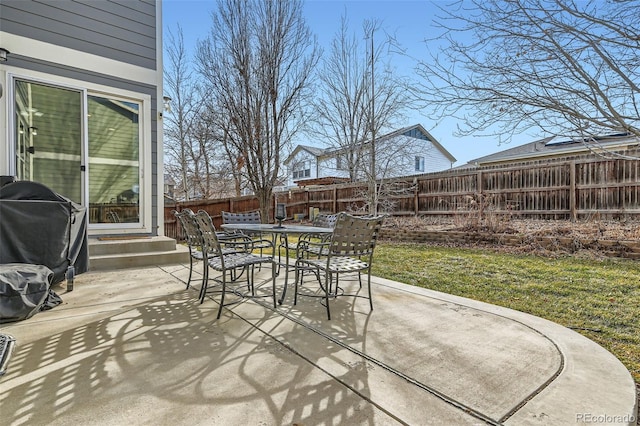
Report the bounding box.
[295,176,351,187]
[457,133,640,169]
[284,145,327,165]
[375,123,456,163]
[284,123,456,164]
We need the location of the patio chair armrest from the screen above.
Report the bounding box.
[292,232,332,248]
[250,238,274,251]
[219,234,254,253]
[296,240,330,258]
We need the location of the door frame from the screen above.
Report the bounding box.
[11,76,87,206]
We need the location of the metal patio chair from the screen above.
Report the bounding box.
[293,212,385,320]
[222,210,274,262]
[174,209,252,291]
[194,210,276,319]
[278,213,338,266]
[173,209,207,290]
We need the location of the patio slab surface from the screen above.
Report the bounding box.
[0,263,636,425]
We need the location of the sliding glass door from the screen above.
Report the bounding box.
[13,78,142,226]
[14,80,83,202]
[87,95,140,224]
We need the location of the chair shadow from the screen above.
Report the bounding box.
[0,277,377,425]
[264,273,378,425]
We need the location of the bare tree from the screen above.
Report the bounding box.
[310,16,411,214]
[164,27,232,200]
[196,0,319,220]
[414,0,640,144]
[309,15,370,181]
[311,17,411,180]
[187,107,240,199]
[343,133,432,215]
[164,26,202,200]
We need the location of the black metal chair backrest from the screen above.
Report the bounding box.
[313,213,338,228]
[329,212,385,258]
[221,210,264,240]
[193,210,224,258]
[221,210,262,225]
[173,209,207,290]
[174,209,202,248]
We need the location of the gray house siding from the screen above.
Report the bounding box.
[0,0,156,69]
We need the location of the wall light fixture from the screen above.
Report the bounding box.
[0,48,10,62]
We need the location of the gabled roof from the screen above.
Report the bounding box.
[284,145,327,165]
[285,123,456,164]
[458,133,640,169]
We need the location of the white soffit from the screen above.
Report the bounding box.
[0,32,157,85]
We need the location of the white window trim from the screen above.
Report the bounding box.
[292,159,311,180]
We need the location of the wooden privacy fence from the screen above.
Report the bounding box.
[165,152,640,239]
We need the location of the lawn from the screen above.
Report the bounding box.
[371,243,640,383]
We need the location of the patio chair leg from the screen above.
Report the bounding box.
[186,251,193,289]
[246,266,252,292]
[199,275,207,304]
[272,261,277,308]
[368,271,373,311]
[201,259,208,294]
[293,260,301,305]
[217,272,227,319]
[250,265,256,296]
[324,274,331,320]
[231,266,245,282]
[330,273,337,297]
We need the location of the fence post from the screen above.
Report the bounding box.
[333,186,337,213]
[413,177,419,217]
[570,160,577,222]
[477,170,484,220]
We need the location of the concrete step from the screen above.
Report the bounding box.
[89,236,179,256]
[88,236,190,271]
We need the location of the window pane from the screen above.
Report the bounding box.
[88,95,140,223]
[14,80,82,202]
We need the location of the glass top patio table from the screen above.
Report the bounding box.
[221,223,332,234]
[220,223,333,304]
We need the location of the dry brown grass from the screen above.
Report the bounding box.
[383,216,640,240]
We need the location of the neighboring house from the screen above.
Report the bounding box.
[0,0,164,235]
[457,133,640,169]
[284,124,456,187]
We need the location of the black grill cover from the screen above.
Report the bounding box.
[0,181,89,284]
[0,264,54,323]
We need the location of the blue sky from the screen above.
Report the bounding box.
[162,0,532,165]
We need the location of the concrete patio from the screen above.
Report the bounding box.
[0,262,636,425]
